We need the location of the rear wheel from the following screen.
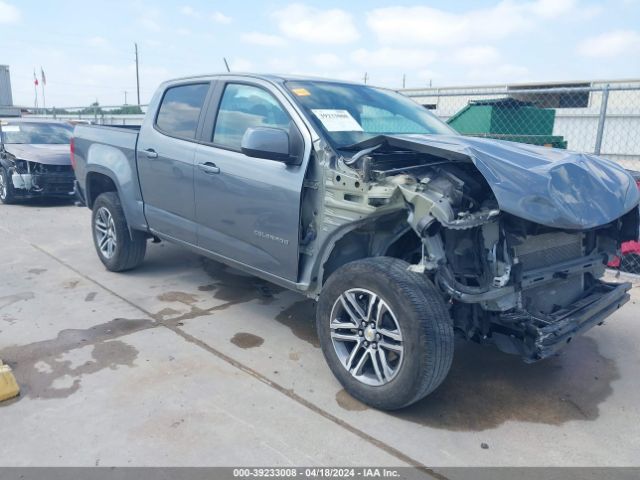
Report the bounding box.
[0,167,17,204]
[317,257,454,410]
[92,192,147,271]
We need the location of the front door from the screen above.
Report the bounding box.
[194,81,306,281]
[137,82,210,244]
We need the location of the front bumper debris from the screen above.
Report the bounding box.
[11,164,75,197]
[495,280,631,362]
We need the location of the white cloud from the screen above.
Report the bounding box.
[312,53,342,69]
[241,32,286,47]
[88,36,109,48]
[415,69,440,83]
[468,63,529,82]
[578,30,640,58]
[229,58,253,71]
[453,46,501,66]
[211,11,231,24]
[176,28,192,36]
[273,4,359,44]
[266,57,298,72]
[528,0,577,18]
[140,17,161,32]
[0,0,19,23]
[180,5,196,16]
[366,1,579,46]
[351,48,437,68]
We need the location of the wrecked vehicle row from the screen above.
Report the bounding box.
[65,74,639,409]
[0,119,75,204]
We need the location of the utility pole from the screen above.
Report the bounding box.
[402,74,406,89]
[124,91,128,105]
[363,72,368,84]
[135,43,140,106]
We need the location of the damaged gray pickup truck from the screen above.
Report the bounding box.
[72,74,640,410]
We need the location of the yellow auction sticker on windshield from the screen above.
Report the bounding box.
[311,109,363,132]
[291,88,311,96]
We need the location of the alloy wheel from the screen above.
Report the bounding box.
[329,288,404,386]
[0,170,7,200]
[94,206,117,259]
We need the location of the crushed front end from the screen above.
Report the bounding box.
[334,135,639,362]
[8,159,75,198]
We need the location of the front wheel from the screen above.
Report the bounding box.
[317,257,454,410]
[91,192,147,271]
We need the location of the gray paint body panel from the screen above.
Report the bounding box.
[73,125,147,231]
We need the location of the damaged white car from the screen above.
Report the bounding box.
[0,119,75,204]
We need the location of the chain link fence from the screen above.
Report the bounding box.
[402,82,640,275]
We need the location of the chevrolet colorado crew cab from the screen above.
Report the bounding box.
[72,74,640,410]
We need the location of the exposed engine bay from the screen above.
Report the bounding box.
[311,135,640,362]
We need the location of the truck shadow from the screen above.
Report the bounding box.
[391,336,618,431]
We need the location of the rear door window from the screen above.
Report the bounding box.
[155,83,209,139]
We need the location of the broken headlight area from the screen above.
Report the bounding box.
[434,213,636,362]
[9,160,74,196]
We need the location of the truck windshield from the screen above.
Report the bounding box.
[285,80,456,149]
[1,122,73,144]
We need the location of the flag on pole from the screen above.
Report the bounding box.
[40,67,46,86]
[33,69,39,86]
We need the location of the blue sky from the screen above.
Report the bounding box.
[1,0,639,107]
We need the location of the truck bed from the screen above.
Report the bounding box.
[72,123,145,229]
[73,124,140,150]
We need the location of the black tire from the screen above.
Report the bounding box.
[91,192,147,271]
[317,257,454,410]
[0,167,17,204]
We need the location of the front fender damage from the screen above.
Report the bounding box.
[312,134,638,362]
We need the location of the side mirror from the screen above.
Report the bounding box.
[241,127,295,163]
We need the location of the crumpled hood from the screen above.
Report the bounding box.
[4,144,71,166]
[349,134,640,230]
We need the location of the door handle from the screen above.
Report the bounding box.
[144,148,158,159]
[198,162,220,174]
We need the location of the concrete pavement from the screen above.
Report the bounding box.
[1,199,639,468]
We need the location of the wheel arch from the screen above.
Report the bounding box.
[84,165,148,235]
[86,170,118,209]
[314,210,420,292]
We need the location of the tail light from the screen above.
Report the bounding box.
[70,137,76,170]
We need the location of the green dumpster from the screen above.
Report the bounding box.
[446,98,567,149]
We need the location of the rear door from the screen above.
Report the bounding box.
[193,79,309,281]
[137,82,211,244]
